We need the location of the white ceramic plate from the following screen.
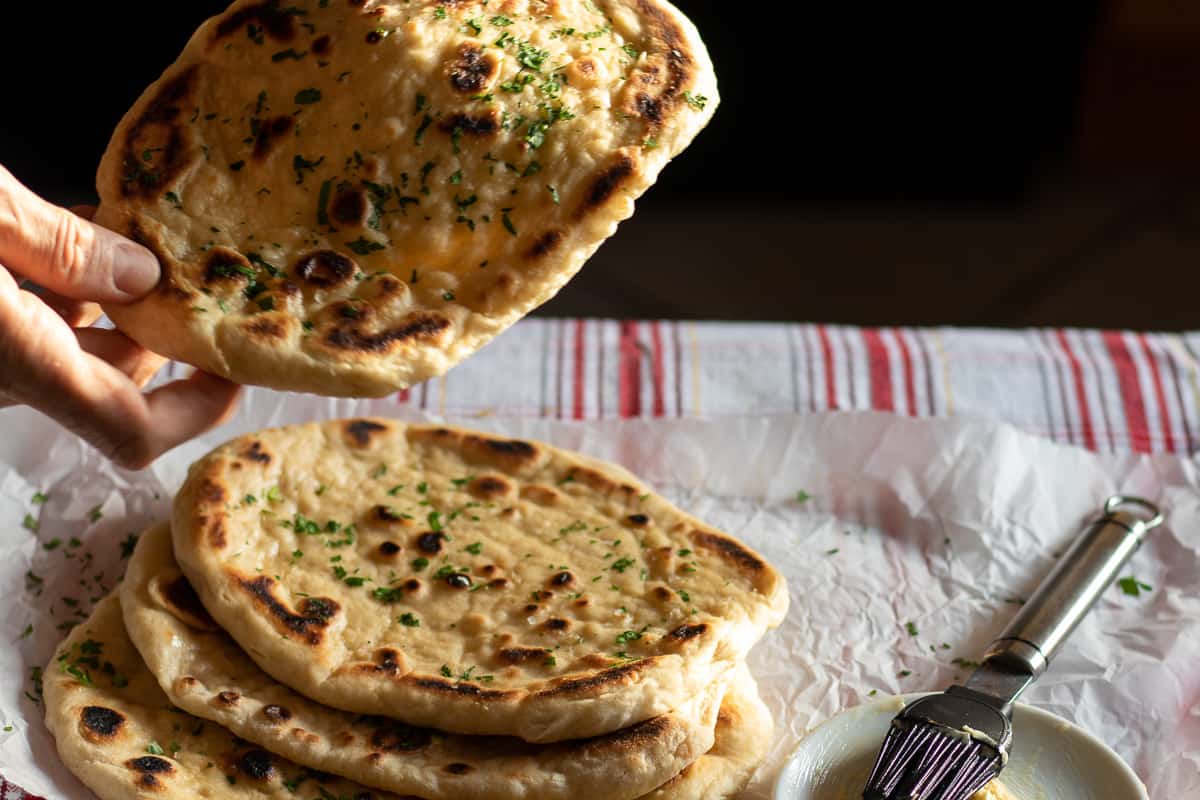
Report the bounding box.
[772,693,1147,800]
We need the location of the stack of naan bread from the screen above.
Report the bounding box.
[44,419,790,799]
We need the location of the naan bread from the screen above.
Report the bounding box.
[46,593,768,800]
[172,418,788,741]
[122,522,724,800]
[96,0,717,396]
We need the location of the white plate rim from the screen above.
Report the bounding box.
[771,692,1148,800]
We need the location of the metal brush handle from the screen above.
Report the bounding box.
[982,495,1163,679]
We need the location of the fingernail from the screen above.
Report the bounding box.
[112,240,161,297]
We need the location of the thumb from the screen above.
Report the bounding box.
[0,165,160,302]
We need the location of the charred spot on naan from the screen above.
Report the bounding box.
[210,0,300,47]
[119,66,197,200]
[234,575,338,645]
[203,247,255,286]
[535,658,656,700]
[370,720,433,752]
[447,42,499,93]
[498,646,552,665]
[80,706,126,743]
[321,311,452,353]
[455,433,543,472]
[261,704,293,724]
[623,0,699,134]
[527,229,565,259]
[576,152,637,219]
[438,111,500,138]
[233,748,277,781]
[293,250,357,289]
[252,115,295,160]
[151,573,218,631]
[331,185,371,227]
[577,714,674,756]
[242,440,272,464]
[468,475,513,500]
[343,418,390,447]
[125,755,175,791]
[690,530,767,578]
[406,674,517,701]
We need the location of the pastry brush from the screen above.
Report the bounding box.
[861,494,1163,800]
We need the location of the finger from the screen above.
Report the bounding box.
[0,281,241,468]
[75,328,167,388]
[0,166,159,302]
[38,286,103,327]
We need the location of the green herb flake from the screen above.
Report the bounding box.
[611,557,635,573]
[465,542,483,555]
[21,514,37,533]
[346,237,386,255]
[1118,576,1152,597]
[411,557,430,572]
[434,6,447,20]
[145,741,166,756]
[795,490,812,505]
[399,612,420,627]
[501,210,517,236]
[490,14,513,26]
[88,506,103,522]
[294,88,322,104]
[905,621,919,637]
[547,185,560,204]
[684,91,709,111]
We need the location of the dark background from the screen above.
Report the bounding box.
[3,1,1197,328]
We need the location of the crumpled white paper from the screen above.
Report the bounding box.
[0,396,1196,799]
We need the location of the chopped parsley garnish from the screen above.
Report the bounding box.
[88,505,103,523]
[415,93,427,114]
[443,291,456,302]
[1118,576,1152,597]
[373,587,403,603]
[414,114,433,144]
[622,44,639,60]
[501,210,517,236]
[517,42,550,71]
[462,18,482,36]
[43,538,61,551]
[522,160,542,177]
[684,91,709,111]
[500,73,536,93]
[272,48,307,61]
[465,542,483,555]
[449,169,462,184]
[165,191,182,208]
[490,14,513,26]
[611,557,635,573]
[427,511,444,532]
[346,237,385,255]
[417,481,428,494]
[411,557,429,571]
[317,179,334,227]
[371,464,388,478]
[905,621,919,637]
[677,589,690,602]
[615,627,646,645]
[145,741,165,755]
[433,6,447,19]
[547,185,560,204]
[898,669,912,677]
[294,88,322,104]
[543,655,557,666]
[795,490,812,505]
[399,613,420,627]
[31,492,48,505]
[21,514,37,532]
[292,153,325,184]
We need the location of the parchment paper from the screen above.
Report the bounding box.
[0,396,1196,799]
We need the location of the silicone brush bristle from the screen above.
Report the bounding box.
[862,718,1001,800]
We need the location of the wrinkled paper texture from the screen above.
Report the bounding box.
[0,395,1196,799]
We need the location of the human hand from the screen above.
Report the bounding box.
[0,165,241,468]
